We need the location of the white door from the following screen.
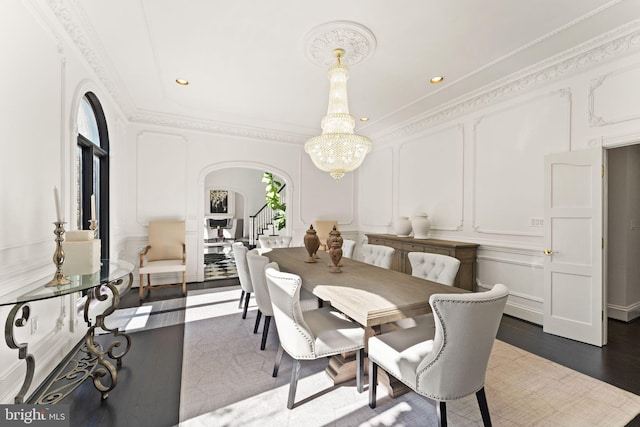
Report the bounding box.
[543,148,605,346]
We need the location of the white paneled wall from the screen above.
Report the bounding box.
[359,39,640,324]
[136,132,188,223]
[359,147,393,227]
[299,151,355,225]
[398,125,464,231]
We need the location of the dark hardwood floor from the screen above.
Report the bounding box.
[33,279,640,426]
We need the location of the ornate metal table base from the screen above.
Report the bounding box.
[5,272,133,404]
[4,303,35,404]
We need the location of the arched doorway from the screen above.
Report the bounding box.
[196,162,292,282]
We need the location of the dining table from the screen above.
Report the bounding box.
[264,246,467,396]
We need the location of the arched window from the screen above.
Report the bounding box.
[76,92,109,258]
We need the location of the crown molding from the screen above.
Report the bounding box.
[373,21,640,144]
[129,111,309,144]
[46,0,135,116]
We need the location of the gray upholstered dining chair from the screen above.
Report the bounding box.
[265,267,366,409]
[368,284,509,427]
[232,242,253,319]
[360,243,395,269]
[342,239,356,259]
[246,249,276,350]
[258,235,292,249]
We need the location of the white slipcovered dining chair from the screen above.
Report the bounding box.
[393,252,462,329]
[265,267,366,409]
[342,239,356,259]
[408,252,460,285]
[247,250,276,350]
[368,284,509,427]
[258,235,292,249]
[360,243,395,269]
[232,242,253,319]
[138,220,186,302]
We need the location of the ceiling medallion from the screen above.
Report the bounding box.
[303,21,377,67]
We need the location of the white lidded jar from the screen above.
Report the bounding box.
[393,216,412,237]
[411,213,431,239]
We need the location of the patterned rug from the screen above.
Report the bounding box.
[204,249,238,280]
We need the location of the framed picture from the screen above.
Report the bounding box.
[209,189,234,216]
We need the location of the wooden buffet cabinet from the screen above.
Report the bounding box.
[365,234,479,291]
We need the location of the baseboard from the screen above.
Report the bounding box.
[607,302,640,322]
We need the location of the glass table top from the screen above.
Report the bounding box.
[0,259,134,307]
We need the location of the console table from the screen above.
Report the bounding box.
[365,234,478,291]
[0,259,134,404]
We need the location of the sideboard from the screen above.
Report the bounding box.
[365,234,479,291]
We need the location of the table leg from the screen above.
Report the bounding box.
[324,325,410,398]
[4,303,35,404]
[35,273,134,403]
[84,274,133,399]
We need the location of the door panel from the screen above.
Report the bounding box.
[544,148,604,346]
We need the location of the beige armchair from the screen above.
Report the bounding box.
[138,220,186,302]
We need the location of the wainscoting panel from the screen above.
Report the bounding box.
[136,132,188,224]
[0,1,64,290]
[359,147,393,226]
[590,62,640,127]
[477,245,544,324]
[473,90,571,236]
[398,125,464,230]
[299,152,354,224]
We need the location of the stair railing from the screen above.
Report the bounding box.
[249,184,286,247]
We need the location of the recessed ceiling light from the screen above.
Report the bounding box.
[176,78,189,86]
[360,117,369,122]
[430,76,444,84]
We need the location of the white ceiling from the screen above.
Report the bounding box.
[66,0,639,140]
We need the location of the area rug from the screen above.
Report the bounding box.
[178,287,640,426]
[204,250,238,280]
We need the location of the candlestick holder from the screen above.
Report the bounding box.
[89,219,98,238]
[46,222,71,287]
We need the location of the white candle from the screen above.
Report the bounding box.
[90,194,96,221]
[53,186,62,222]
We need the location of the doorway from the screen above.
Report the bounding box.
[196,164,292,283]
[606,144,640,323]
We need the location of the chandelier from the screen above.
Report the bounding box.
[304,48,372,180]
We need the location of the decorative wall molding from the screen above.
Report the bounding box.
[397,124,464,231]
[129,111,308,145]
[589,62,640,127]
[471,89,571,236]
[374,23,640,143]
[477,255,542,270]
[46,0,134,115]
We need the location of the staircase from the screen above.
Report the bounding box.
[248,184,286,248]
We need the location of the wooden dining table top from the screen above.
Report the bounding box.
[264,246,466,328]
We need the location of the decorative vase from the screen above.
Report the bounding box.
[304,225,320,263]
[329,240,343,273]
[411,213,431,239]
[393,216,412,237]
[327,226,343,266]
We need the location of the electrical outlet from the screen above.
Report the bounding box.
[31,316,38,335]
[530,218,544,227]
